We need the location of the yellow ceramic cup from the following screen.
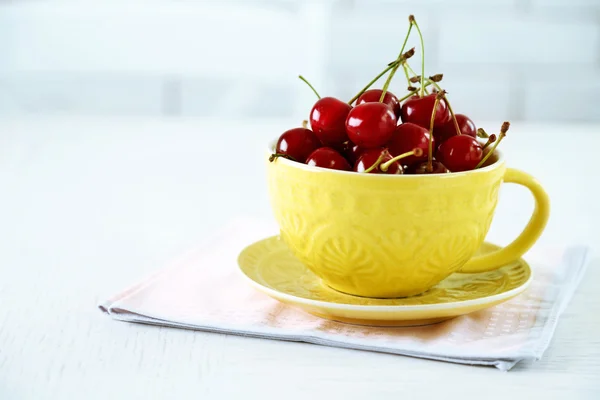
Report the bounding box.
[266,145,550,298]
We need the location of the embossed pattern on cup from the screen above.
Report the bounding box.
[267,147,506,298]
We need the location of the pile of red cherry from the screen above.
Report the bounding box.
[270,15,509,175]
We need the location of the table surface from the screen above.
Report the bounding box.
[1,117,599,399]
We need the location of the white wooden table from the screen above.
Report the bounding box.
[1,117,599,399]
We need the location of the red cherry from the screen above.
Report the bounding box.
[354,148,402,174]
[274,128,321,163]
[346,103,397,149]
[306,147,351,171]
[387,123,433,166]
[341,141,365,166]
[434,114,477,143]
[400,94,451,129]
[309,97,352,147]
[356,89,401,118]
[406,160,449,174]
[437,135,483,172]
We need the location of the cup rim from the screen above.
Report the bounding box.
[267,139,505,178]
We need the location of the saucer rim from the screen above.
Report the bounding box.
[237,235,533,313]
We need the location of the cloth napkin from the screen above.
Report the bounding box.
[99,217,590,371]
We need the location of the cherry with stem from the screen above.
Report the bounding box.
[362,152,386,173]
[355,148,404,174]
[298,75,321,99]
[271,126,322,163]
[310,97,353,147]
[380,148,423,172]
[476,122,509,168]
[388,122,432,165]
[346,102,397,148]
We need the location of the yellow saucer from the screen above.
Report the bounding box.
[238,236,532,326]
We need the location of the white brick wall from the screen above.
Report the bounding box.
[0,0,598,122]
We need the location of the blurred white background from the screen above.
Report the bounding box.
[0,0,598,122]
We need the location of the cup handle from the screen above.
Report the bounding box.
[460,167,550,273]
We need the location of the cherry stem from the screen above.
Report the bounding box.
[426,79,460,135]
[380,49,414,102]
[477,128,489,138]
[397,81,433,102]
[348,60,401,105]
[410,16,426,98]
[379,20,414,102]
[399,19,414,58]
[475,122,510,168]
[402,63,412,86]
[482,134,497,150]
[380,148,423,172]
[269,153,296,163]
[427,91,445,172]
[363,153,386,173]
[302,120,308,129]
[444,94,461,136]
[427,78,442,91]
[405,63,429,94]
[298,75,321,99]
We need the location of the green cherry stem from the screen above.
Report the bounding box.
[402,63,412,86]
[379,49,413,103]
[443,92,461,136]
[410,15,426,98]
[476,122,510,168]
[380,148,423,172]
[380,49,414,102]
[427,78,442,91]
[298,75,321,99]
[397,81,433,102]
[404,63,429,94]
[379,18,414,102]
[363,153,386,173]
[398,19,414,59]
[348,60,401,105]
[427,91,445,172]
[427,78,461,136]
[477,128,489,138]
[405,63,419,77]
